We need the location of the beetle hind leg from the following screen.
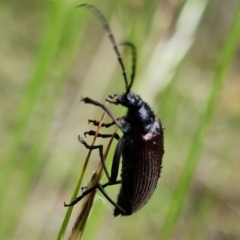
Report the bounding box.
[64,181,126,215]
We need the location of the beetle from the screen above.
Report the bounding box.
[65,3,164,216]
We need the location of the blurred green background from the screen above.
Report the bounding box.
[1,0,240,239]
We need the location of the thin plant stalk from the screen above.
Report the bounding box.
[68,127,118,240]
[57,111,106,240]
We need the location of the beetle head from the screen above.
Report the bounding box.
[111,92,143,110]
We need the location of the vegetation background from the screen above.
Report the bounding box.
[1,0,240,239]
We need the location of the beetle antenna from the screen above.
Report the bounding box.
[78,3,129,92]
[118,42,137,92]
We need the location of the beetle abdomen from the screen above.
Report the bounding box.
[114,118,164,216]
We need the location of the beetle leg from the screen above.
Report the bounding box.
[64,181,126,214]
[81,97,123,131]
[88,119,116,128]
[81,186,87,192]
[78,136,111,181]
[110,136,124,182]
[84,130,120,140]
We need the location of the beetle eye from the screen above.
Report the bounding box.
[126,92,133,101]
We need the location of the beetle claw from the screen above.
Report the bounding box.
[80,96,85,102]
[78,135,84,143]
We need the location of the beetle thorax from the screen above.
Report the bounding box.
[116,92,142,109]
[117,92,156,134]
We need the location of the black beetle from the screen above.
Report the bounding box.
[65,3,164,216]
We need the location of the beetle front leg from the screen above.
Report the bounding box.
[78,136,111,180]
[110,136,124,182]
